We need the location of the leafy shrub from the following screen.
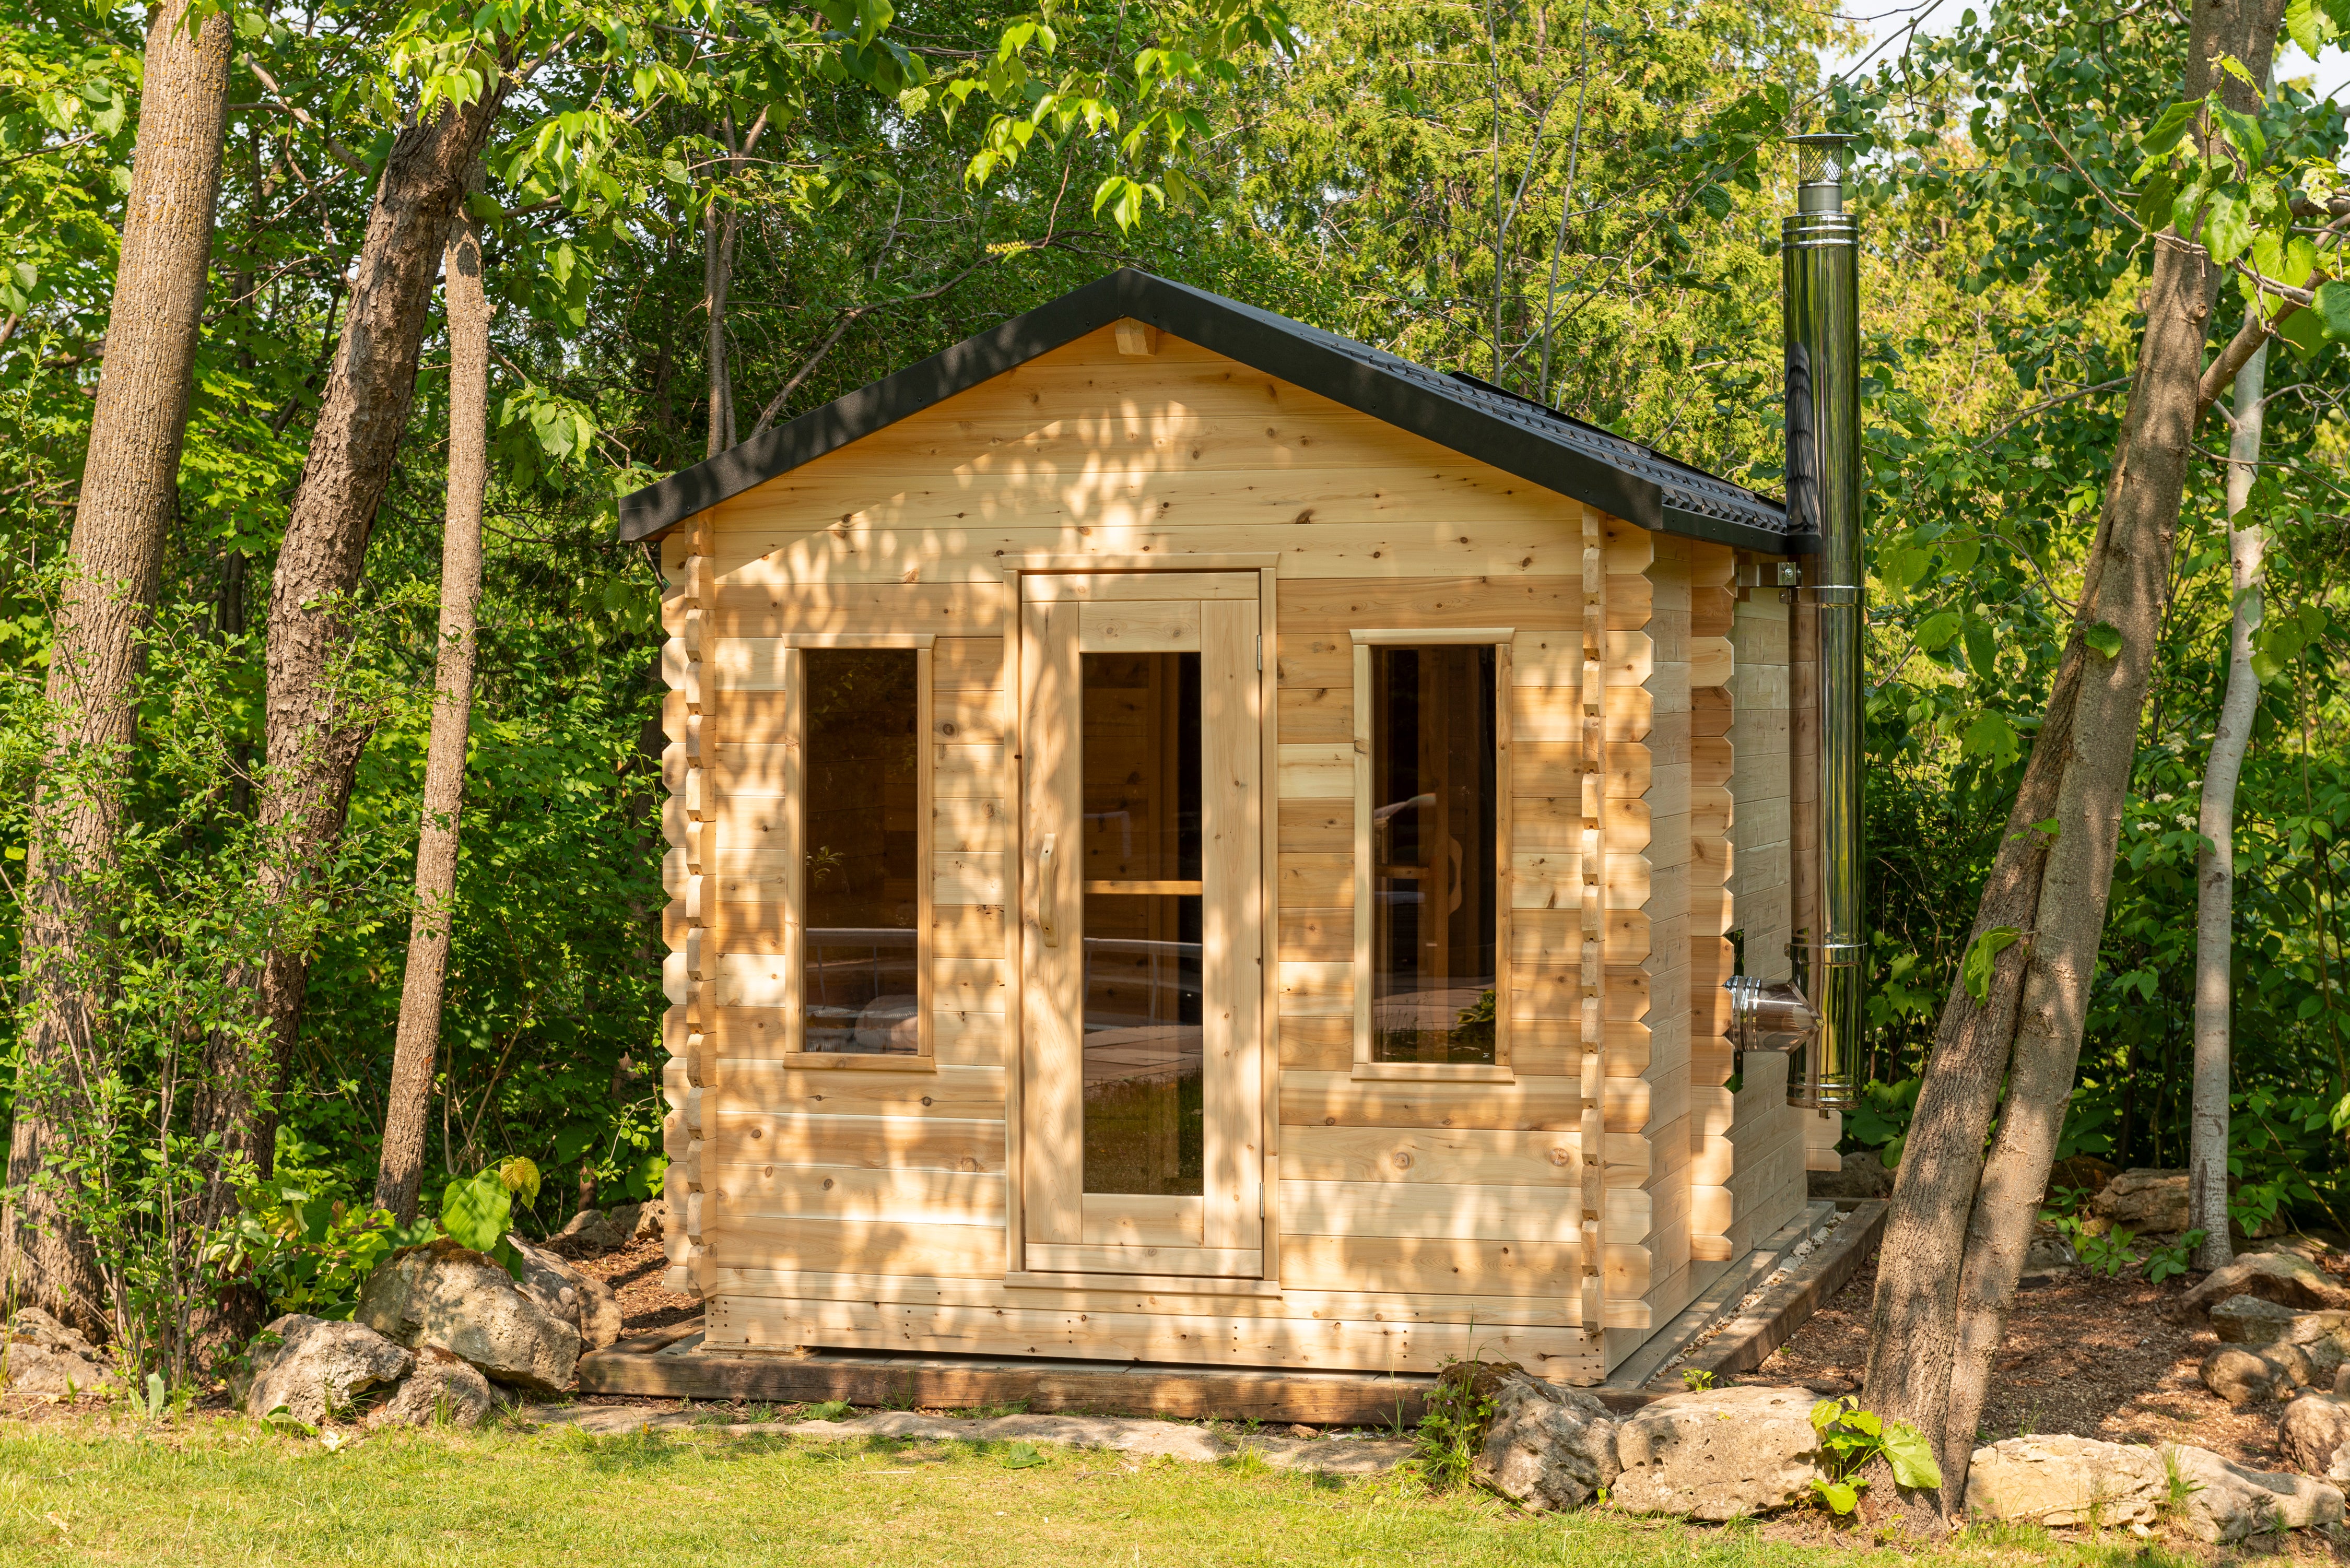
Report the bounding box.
[1416,1360,1502,1491]
[2143,1229,2207,1286]
[1807,1396,1942,1516]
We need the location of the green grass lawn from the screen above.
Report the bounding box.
[0,1417,2189,1567]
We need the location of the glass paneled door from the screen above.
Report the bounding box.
[1018,573,1265,1277]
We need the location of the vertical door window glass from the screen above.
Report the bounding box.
[801,648,922,1053]
[1370,645,1499,1064]
[1079,652,1204,1194]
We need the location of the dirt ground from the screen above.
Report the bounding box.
[1730,1245,2323,1471]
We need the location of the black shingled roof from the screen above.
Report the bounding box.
[616,268,1802,553]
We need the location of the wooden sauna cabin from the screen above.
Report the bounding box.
[624,269,1842,1383]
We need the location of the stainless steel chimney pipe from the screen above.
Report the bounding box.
[1782,133,1863,1113]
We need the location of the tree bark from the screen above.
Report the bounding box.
[190,76,510,1317]
[372,203,490,1226]
[1864,0,2283,1510]
[702,193,738,456]
[2189,343,2267,1270]
[4,0,230,1340]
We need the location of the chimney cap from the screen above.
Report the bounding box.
[1789,132,1857,213]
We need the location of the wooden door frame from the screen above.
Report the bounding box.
[998,557,1279,1287]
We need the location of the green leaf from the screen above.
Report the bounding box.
[497,1156,542,1206]
[1960,710,2017,763]
[441,1172,512,1255]
[2286,0,2330,52]
[2139,99,2198,158]
[2083,621,2123,659]
[2315,281,2350,344]
[1963,926,2024,1003]
[1002,1441,1049,1468]
[1916,610,1963,652]
[1881,1420,1944,1489]
[1963,618,1998,682]
[2134,169,2176,232]
[2203,188,2251,267]
[1812,1478,1861,1514]
[2211,103,2266,164]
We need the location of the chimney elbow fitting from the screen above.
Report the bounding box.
[1723,974,1817,1056]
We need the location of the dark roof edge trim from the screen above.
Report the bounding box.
[616,273,1135,543]
[1664,504,1819,556]
[616,269,1789,548]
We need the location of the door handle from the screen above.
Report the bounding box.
[1039,833,1059,947]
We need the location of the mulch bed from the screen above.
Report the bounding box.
[1731,1245,2330,1472]
[567,1232,703,1337]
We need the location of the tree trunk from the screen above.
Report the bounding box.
[1864,0,2283,1510]
[2189,343,2267,1270]
[372,203,490,1226]
[702,114,744,457]
[702,202,737,456]
[190,77,510,1331]
[4,0,230,1341]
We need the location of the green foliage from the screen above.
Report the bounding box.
[2142,1230,2206,1286]
[1680,1369,1717,1392]
[441,1166,528,1280]
[1807,1396,1942,1516]
[1415,1363,1498,1492]
[231,1147,438,1321]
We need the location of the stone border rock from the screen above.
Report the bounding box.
[521,1402,1416,1476]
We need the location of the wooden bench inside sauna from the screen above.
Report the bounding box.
[629,266,1848,1383]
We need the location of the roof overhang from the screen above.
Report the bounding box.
[617,269,1808,556]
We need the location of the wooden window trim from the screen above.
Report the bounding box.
[779,639,937,1071]
[1349,630,1514,1082]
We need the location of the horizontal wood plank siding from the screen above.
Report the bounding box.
[679,322,1719,1374]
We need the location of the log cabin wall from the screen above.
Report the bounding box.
[648,320,1807,1379]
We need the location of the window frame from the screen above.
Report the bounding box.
[779,631,937,1071]
[1348,627,1515,1083]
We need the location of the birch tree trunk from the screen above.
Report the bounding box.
[188,79,511,1341]
[1863,0,2284,1510]
[4,0,230,1339]
[2189,343,2269,1270]
[373,203,490,1225]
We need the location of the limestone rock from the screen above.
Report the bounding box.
[2093,1169,2190,1234]
[2266,1340,2318,1389]
[2171,1446,2345,1542]
[510,1235,621,1352]
[1607,1385,1826,1519]
[2,1308,108,1398]
[2024,1228,2078,1278]
[2204,1347,2281,1407]
[2278,1394,2350,1481]
[367,1346,495,1430]
[355,1237,582,1393]
[8,1306,97,1358]
[1463,1365,1618,1512]
[1966,1436,2345,1541]
[2213,1295,2302,1347]
[2,1342,109,1398]
[1965,1435,2169,1526]
[552,1208,629,1255]
[2182,1252,2350,1319]
[2336,1364,2350,1398]
[239,1314,413,1425]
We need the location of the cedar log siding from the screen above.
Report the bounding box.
[653,322,1810,1377]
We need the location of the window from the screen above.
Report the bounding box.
[1352,630,1511,1079]
[1079,650,1204,1196]
[784,636,934,1065]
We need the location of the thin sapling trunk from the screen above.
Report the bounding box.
[374,202,491,1225]
[2191,341,2269,1270]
